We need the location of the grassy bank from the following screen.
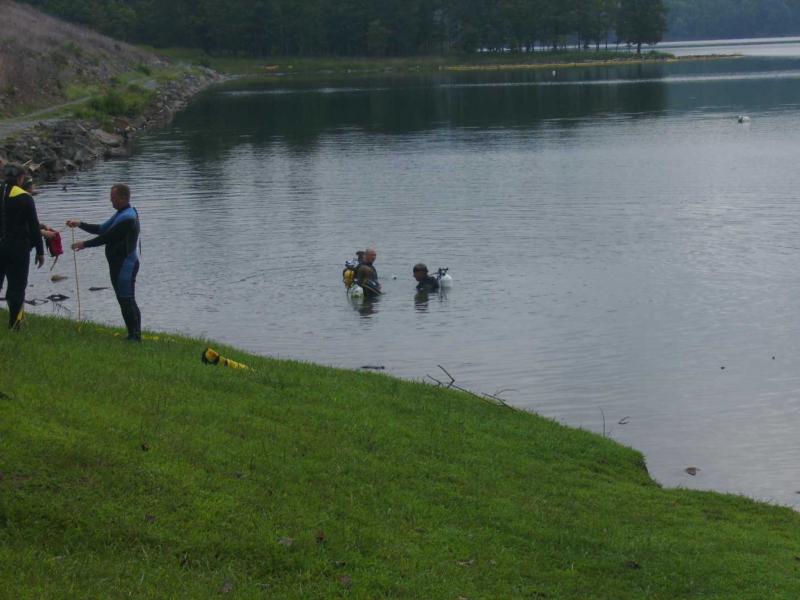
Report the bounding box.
[152,47,687,77]
[61,64,200,122]
[2,313,800,598]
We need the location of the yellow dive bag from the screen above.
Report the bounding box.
[201,347,250,370]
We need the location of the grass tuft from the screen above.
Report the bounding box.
[74,83,155,120]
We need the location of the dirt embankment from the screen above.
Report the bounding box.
[0,2,159,117]
[0,2,222,180]
[0,70,220,180]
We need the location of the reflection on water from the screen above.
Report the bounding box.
[26,50,800,508]
[413,289,448,313]
[414,291,431,312]
[352,295,381,318]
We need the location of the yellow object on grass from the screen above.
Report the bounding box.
[201,347,250,370]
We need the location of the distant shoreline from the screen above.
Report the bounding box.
[442,54,742,72]
[149,48,742,78]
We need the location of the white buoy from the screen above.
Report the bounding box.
[552,70,557,77]
[349,284,364,298]
[440,273,453,289]
[737,115,751,124]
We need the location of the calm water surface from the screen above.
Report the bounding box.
[28,43,800,507]
[664,36,800,57]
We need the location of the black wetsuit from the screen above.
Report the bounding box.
[416,275,439,292]
[0,183,43,327]
[356,262,381,296]
[79,206,141,340]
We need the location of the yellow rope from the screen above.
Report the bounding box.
[71,228,82,327]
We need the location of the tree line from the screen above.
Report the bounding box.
[29,0,800,57]
[24,0,670,57]
[666,0,800,40]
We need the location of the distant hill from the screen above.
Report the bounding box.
[666,0,800,40]
[0,2,159,117]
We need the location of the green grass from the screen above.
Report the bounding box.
[75,83,155,120]
[146,46,679,77]
[0,63,195,123]
[2,312,800,598]
[63,82,102,102]
[66,64,202,122]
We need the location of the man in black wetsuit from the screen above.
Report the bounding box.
[22,177,59,245]
[0,163,45,328]
[67,184,141,341]
[413,263,439,292]
[355,246,381,296]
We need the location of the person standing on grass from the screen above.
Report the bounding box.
[67,184,141,341]
[0,163,45,329]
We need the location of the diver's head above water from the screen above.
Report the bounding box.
[413,263,439,292]
[413,263,428,282]
[364,246,377,265]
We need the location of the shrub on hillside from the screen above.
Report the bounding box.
[76,84,154,120]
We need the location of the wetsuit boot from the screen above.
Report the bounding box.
[6,267,26,328]
[118,297,141,341]
[0,242,29,329]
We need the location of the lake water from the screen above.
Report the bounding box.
[663,36,800,57]
[28,41,800,508]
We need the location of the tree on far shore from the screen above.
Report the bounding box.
[617,0,667,54]
[23,0,672,57]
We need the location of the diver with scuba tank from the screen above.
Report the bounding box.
[356,247,380,296]
[343,246,381,298]
[413,263,439,292]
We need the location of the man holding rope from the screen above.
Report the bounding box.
[0,163,45,329]
[67,184,141,341]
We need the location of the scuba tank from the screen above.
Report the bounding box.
[437,267,453,289]
[342,258,358,289]
[343,255,366,298]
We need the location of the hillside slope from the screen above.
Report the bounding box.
[0,1,159,117]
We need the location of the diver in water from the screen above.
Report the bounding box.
[413,263,439,292]
[355,246,381,296]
